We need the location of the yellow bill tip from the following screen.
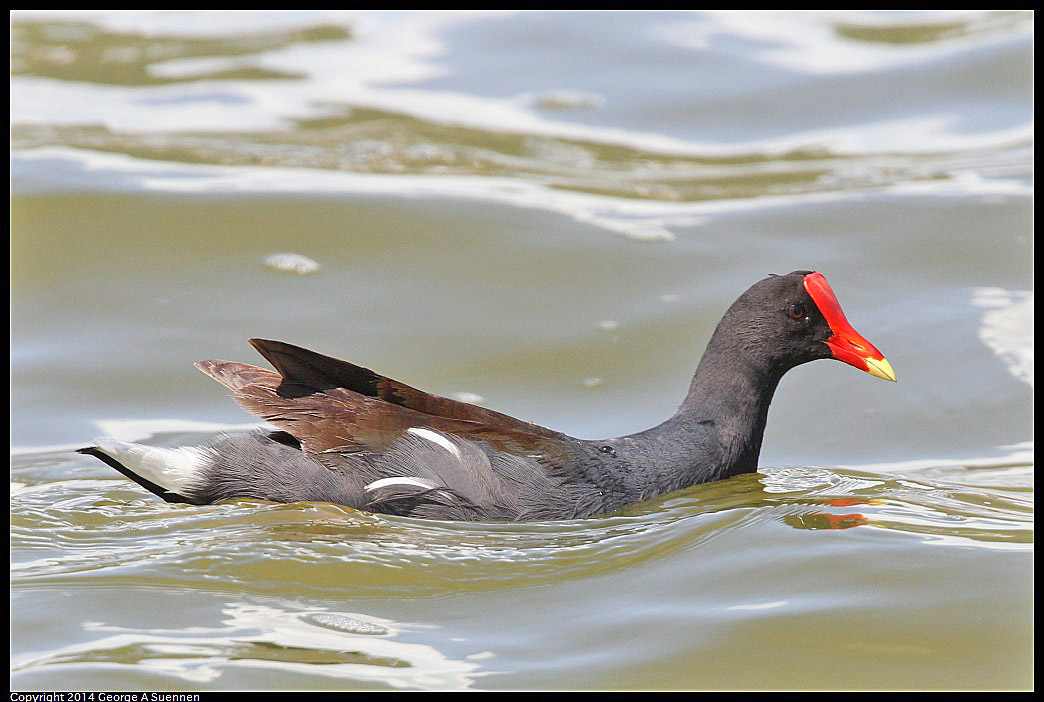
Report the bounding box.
[864,356,897,382]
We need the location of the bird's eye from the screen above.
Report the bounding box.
[786,303,807,320]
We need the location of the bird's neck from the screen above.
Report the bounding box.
[614,343,784,500]
[677,345,783,473]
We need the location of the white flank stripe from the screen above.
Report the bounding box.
[364,476,437,492]
[406,427,462,459]
[92,438,210,494]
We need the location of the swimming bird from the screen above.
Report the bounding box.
[78,271,895,521]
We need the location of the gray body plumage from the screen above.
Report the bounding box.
[191,429,605,520]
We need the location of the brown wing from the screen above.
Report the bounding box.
[247,339,566,439]
[195,339,570,455]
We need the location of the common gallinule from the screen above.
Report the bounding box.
[78,271,895,521]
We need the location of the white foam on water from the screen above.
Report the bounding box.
[656,10,1028,76]
[14,147,1032,248]
[972,287,1033,387]
[11,11,1032,156]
